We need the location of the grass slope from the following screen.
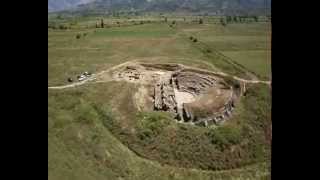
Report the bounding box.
[48,82,270,180]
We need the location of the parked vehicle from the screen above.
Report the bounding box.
[67,78,73,82]
[78,74,86,81]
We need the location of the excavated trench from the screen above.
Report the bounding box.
[111,63,242,127]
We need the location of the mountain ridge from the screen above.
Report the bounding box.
[48,0,271,15]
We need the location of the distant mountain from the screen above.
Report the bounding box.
[48,0,94,12]
[48,0,271,15]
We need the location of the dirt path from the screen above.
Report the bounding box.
[48,60,134,90]
[48,61,271,90]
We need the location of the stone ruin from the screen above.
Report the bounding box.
[153,69,239,126]
[112,63,242,127]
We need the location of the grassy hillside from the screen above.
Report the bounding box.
[48,82,270,179]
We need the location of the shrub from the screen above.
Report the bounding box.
[76,34,81,39]
[208,129,228,150]
[219,126,242,145]
[189,36,193,40]
[136,112,171,139]
[74,101,99,125]
[220,18,227,26]
[208,126,242,151]
[59,24,67,30]
[193,38,198,42]
[92,103,115,128]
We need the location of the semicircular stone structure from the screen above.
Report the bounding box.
[110,62,242,127]
[154,68,239,126]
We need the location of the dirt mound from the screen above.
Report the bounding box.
[112,62,242,126]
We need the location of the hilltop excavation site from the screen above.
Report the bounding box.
[100,62,246,127]
[48,61,268,127]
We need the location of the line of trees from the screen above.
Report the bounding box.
[225,15,260,24]
[219,15,263,26]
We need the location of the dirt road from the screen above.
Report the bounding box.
[48,61,271,90]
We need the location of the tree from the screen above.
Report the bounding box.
[164,17,167,22]
[233,16,238,23]
[100,19,104,28]
[253,16,258,22]
[199,18,203,24]
[56,15,63,20]
[226,16,232,23]
[220,18,226,26]
[239,16,244,23]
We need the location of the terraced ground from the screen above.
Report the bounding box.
[48,16,271,180]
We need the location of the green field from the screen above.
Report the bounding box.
[182,23,271,79]
[48,16,271,180]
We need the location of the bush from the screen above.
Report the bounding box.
[93,103,114,128]
[193,38,198,42]
[136,112,171,139]
[189,36,193,40]
[59,24,67,30]
[208,129,228,150]
[76,34,81,39]
[74,101,99,125]
[83,32,87,36]
[208,126,242,151]
[220,18,227,26]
